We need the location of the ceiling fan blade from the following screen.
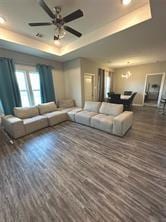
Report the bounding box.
[64,26,82,37]
[63,9,83,23]
[37,0,55,19]
[29,22,52,26]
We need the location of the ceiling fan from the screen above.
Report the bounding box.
[29,0,84,40]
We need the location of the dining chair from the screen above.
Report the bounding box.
[107,92,115,97]
[109,94,122,104]
[158,97,166,115]
[124,92,137,110]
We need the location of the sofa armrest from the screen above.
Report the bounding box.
[113,111,133,136]
[2,115,26,139]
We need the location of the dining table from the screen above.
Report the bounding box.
[120,95,131,100]
[107,94,131,100]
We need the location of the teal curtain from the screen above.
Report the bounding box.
[0,58,21,115]
[37,64,55,103]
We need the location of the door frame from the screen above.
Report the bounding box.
[143,72,165,107]
[84,73,96,101]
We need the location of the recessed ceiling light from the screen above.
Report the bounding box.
[0,16,6,24]
[122,0,132,6]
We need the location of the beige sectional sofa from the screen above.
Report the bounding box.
[2,100,133,139]
[75,101,133,136]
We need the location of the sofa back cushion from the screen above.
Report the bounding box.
[38,102,57,114]
[99,102,123,117]
[58,99,75,108]
[84,101,101,113]
[14,106,39,119]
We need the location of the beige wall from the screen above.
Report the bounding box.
[113,62,166,105]
[4,48,166,107]
[63,58,111,106]
[0,48,111,107]
[52,69,65,101]
[80,58,111,104]
[0,48,65,101]
[63,59,82,107]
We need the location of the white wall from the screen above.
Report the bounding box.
[0,48,65,101]
[63,59,82,107]
[113,61,166,105]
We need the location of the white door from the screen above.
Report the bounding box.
[84,75,94,101]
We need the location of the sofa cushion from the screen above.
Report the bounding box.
[58,99,75,109]
[91,114,114,133]
[43,111,68,126]
[23,115,48,134]
[84,101,101,113]
[60,107,75,113]
[67,108,82,121]
[75,111,98,126]
[99,102,123,117]
[14,106,39,119]
[38,102,57,114]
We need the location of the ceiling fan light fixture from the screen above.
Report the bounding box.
[122,71,132,79]
[55,27,66,40]
[122,0,132,6]
[59,27,66,38]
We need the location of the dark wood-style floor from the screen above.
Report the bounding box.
[0,107,166,222]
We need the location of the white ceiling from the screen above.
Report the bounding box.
[1,0,165,68]
[82,0,166,68]
[0,0,148,46]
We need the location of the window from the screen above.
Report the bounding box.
[0,99,4,116]
[15,66,41,107]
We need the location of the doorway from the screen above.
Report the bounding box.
[84,73,95,101]
[143,73,165,107]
